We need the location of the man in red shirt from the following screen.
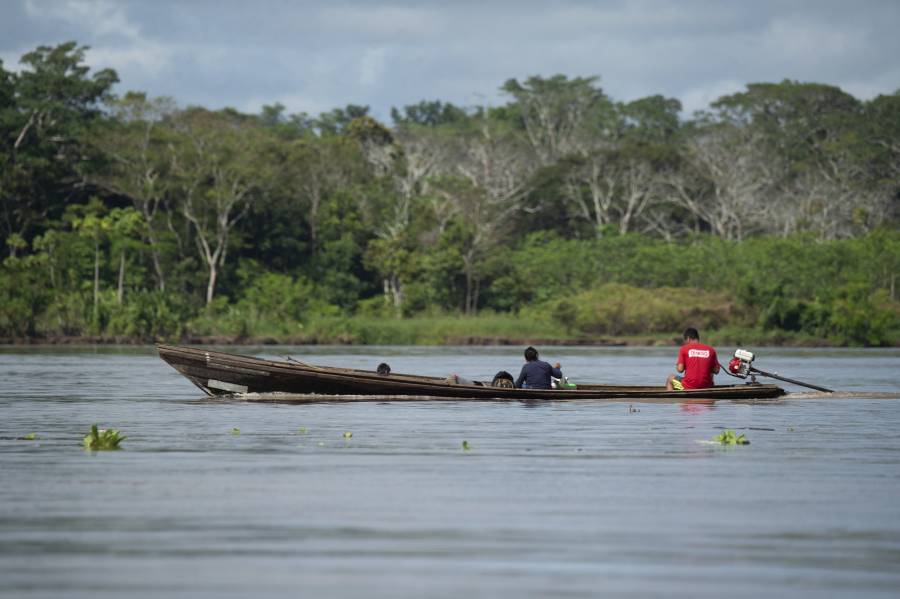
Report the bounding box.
[666,327,719,390]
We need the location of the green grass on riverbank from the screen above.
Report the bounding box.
[182,314,893,347]
[189,312,568,345]
[4,306,895,348]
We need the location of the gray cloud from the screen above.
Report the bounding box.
[2,0,898,120]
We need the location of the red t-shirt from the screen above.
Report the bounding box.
[677,342,718,389]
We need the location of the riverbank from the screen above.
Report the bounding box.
[0,320,891,347]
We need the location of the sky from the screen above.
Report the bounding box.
[1,0,899,122]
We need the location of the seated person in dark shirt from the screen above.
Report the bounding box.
[515,346,562,389]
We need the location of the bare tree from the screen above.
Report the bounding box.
[779,159,892,239]
[617,157,660,234]
[393,126,448,201]
[357,124,450,314]
[437,117,538,314]
[561,153,616,236]
[561,146,664,236]
[666,126,778,241]
[169,109,274,304]
[502,75,616,165]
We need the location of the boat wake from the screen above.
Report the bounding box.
[784,391,900,400]
[223,390,900,404]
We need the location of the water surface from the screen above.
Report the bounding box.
[1,346,899,598]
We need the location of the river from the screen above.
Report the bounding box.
[1,345,899,598]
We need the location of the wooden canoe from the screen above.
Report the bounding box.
[156,344,786,402]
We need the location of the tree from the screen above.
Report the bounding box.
[0,59,16,254]
[435,114,539,313]
[67,197,109,328]
[314,104,369,136]
[390,100,468,127]
[258,102,315,139]
[779,159,892,239]
[710,80,861,169]
[282,135,368,256]
[105,206,143,305]
[560,144,664,236]
[666,123,780,240]
[862,92,900,216]
[93,92,177,290]
[0,250,51,337]
[169,108,277,304]
[620,95,682,143]
[0,42,117,247]
[362,125,450,314]
[501,74,617,164]
[364,234,414,316]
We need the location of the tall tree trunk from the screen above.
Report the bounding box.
[206,262,217,305]
[308,188,320,256]
[117,250,125,305]
[384,276,404,317]
[93,236,100,328]
[146,227,166,292]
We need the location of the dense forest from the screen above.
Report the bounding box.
[1,42,898,346]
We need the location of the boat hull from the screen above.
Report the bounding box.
[156,344,786,402]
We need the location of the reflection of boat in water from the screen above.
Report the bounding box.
[680,399,716,413]
[157,344,786,402]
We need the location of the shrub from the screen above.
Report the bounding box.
[535,283,738,336]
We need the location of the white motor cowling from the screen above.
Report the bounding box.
[727,349,755,378]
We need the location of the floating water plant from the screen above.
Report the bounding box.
[462,440,471,451]
[231,427,240,435]
[82,425,125,450]
[713,429,750,445]
[343,431,352,439]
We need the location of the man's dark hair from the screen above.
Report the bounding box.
[524,346,538,361]
[376,362,391,375]
[683,327,700,341]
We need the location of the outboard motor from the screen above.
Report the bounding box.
[725,348,833,392]
[727,349,755,379]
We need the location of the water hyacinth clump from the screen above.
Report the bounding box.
[82,425,125,450]
[713,429,750,445]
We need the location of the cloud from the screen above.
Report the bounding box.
[25,0,141,40]
[85,41,173,77]
[842,65,900,100]
[359,47,386,88]
[317,4,442,40]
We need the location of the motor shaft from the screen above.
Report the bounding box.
[750,367,833,393]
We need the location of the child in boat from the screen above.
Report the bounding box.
[515,346,562,389]
[666,327,720,390]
